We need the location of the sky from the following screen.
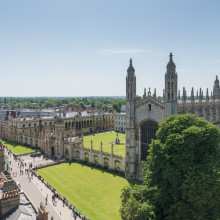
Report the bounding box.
[0,0,220,97]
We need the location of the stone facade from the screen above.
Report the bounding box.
[0,143,4,172]
[125,53,220,179]
[0,109,125,171]
[115,113,126,133]
[0,110,114,159]
[0,171,20,217]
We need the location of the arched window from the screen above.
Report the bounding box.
[148,104,151,111]
[168,93,170,100]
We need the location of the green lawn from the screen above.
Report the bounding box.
[37,162,138,220]
[83,132,126,157]
[2,139,36,155]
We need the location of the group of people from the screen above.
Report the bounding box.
[5,147,89,220]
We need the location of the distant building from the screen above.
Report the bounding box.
[115,113,126,133]
[121,104,126,112]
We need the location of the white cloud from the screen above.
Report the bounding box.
[97,49,146,54]
[52,67,66,71]
[16,65,28,70]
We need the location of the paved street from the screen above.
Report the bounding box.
[6,150,81,220]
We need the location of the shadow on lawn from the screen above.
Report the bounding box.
[2,138,38,153]
[66,159,141,186]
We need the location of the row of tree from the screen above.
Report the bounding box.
[0,97,126,113]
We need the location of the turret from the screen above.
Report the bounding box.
[206,88,209,103]
[196,90,199,100]
[165,53,178,117]
[191,87,194,103]
[153,88,156,98]
[178,90,180,100]
[143,88,146,99]
[182,87,187,103]
[125,59,136,179]
[213,75,220,99]
[199,88,203,105]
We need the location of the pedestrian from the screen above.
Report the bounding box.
[73,211,77,220]
[45,196,48,205]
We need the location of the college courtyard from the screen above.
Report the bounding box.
[1,132,135,220]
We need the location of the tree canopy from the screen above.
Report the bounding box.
[120,114,220,220]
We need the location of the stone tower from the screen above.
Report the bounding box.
[165,53,178,118]
[125,59,136,179]
[213,76,220,99]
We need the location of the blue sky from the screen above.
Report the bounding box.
[0,0,220,97]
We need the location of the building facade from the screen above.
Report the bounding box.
[115,113,126,133]
[125,53,220,179]
[0,110,125,171]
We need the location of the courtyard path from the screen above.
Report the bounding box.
[6,151,81,220]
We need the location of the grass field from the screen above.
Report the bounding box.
[2,139,36,155]
[83,132,126,157]
[37,162,138,220]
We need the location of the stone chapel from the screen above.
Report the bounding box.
[125,53,220,179]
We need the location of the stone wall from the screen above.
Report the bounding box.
[0,144,4,172]
[0,190,20,217]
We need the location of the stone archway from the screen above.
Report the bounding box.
[51,147,55,158]
[84,152,89,162]
[103,157,109,168]
[114,160,121,170]
[140,120,158,161]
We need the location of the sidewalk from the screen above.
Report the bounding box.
[7,151,81,220]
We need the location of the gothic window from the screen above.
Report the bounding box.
[23,124,25,128]
[172,82,174,89]
[148,104,151,111]
[65,122,68,129]
[172,93,174,100]
[168,93,170,101]
[168,82,170,89]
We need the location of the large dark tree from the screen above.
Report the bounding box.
[120,114,220,220]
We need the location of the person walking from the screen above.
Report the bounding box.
[45,196,48,205]
[73,211,77,220]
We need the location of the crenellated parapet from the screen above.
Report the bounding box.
[1,189,20,199]
[137,94,164,109]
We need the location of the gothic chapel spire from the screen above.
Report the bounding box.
[125,58,136,179]
[165,52,178,118]
[127,58,135,76]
